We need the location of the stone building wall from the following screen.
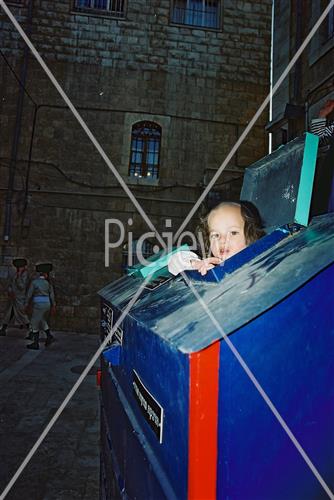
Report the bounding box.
[271,0,334,147]
[0,0,272,332]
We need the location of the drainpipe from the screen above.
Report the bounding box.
[269,0,274,153]
[3,0,33,242]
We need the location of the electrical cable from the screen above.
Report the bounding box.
[0,158,242,190]
[0,157,204,191]
[0,48,38,106]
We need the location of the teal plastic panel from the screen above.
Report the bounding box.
[130,244,189,278]
[295,132,319,225]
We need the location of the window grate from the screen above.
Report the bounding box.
[74,0,125,17]
[171,0,220,29]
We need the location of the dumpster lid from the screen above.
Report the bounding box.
[130,213,334,353]
[241,133,319,230]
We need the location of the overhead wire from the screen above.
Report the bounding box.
[0,48,38,106]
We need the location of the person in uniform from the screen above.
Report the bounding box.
[0,258,30,336]
[25,263,56,350]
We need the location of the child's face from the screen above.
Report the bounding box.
[208,205,247,260]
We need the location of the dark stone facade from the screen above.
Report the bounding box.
[0,0,271,331]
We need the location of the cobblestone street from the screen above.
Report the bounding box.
[0,328,100,500]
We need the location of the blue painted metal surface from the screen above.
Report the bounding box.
[241,133,319,230]
[99,313,189,500]
[99,124,334,498]
[217,263,334,499]
[99,211,334,499]
[102,344,122,366]
[129,214,334,353]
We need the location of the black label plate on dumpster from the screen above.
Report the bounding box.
[101,303,113,337]
[132,370,164,443]
[101,303,123,346]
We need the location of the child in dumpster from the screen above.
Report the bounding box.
[168,201,265,276]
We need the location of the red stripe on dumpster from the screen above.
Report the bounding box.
[188,342,220,500]
[96,369,102,387]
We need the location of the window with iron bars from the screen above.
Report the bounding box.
[74,0,125,18]
[128,122,161,179]
[171,0,220,29]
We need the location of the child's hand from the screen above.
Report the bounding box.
[191,257,222,276]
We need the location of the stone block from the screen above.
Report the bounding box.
[191,29,206,38]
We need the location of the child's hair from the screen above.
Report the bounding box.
[197,201,265,256]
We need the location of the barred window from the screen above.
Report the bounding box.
[171,0,220,29]
[128,122,161,179]
[74,0,125,17]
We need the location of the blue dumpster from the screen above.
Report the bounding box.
[99,133,334,499]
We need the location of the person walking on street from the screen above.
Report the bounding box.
[0,258,30,336]
[25,263,56,350]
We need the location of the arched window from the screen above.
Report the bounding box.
[128,121,161,179]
